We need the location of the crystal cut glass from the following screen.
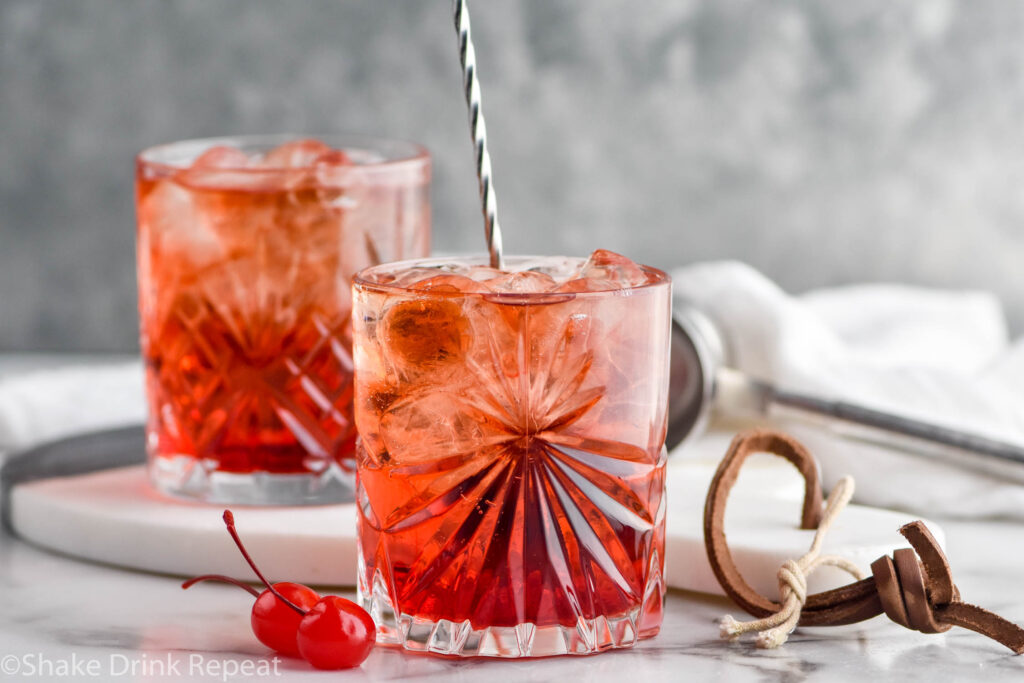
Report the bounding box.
[352,253,670,656]
[136,135,430,504]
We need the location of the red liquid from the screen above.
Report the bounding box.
[353,254,669,638]
[141,291,357,474]
[357,440,666,630]
[136,140,429,475]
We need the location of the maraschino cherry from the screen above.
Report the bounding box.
[182,510,376,669]
[298,595,377,669]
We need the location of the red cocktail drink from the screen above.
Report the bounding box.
[352,251,670,656]
[136,136,429,503]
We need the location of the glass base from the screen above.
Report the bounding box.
[358,550,665,657]
[148,454,354,505]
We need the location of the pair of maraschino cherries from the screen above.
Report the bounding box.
[184,511,375,670]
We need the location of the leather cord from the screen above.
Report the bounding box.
[703,429,1024,653]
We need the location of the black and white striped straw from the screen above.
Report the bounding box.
[453,0,504,270]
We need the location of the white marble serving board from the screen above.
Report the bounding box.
[8,450,942,596]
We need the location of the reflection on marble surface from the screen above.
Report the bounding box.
[2,518,1023,682]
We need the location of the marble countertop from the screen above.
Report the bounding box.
[2,357,1024,681]
[0,519,1023,682]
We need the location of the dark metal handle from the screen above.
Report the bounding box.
[769,388,1024,482]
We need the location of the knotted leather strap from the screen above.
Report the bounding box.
[703,429,1024,653]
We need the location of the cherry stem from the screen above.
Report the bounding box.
[181,574,261,598]
[222,510,307,616]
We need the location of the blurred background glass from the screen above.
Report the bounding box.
[2,0,1021,351]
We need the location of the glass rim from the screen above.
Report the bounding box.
[352,254,671,300]
[136,133,430,175]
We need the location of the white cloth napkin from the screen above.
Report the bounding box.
[0,361,145,454]
[673,261,1024,519]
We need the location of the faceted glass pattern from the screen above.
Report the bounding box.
[136,136,430,503]
[352,254,671,656]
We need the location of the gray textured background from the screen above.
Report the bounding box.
[2,0,1022,351]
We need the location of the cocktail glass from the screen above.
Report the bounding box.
[352,251,670,657]
[136,135,430,504]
